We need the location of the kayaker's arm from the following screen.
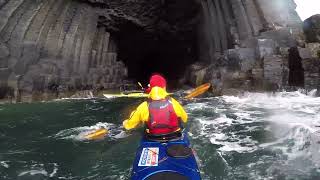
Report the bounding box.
[171,98,188,123]
[123,102,149,130]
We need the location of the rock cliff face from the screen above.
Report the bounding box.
[0,0,319,102]
[187,0,320,95]
[0,0,199,101]
[0,0,126,101]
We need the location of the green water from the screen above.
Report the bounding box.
[1,91,320,180]
[0,99,143,180]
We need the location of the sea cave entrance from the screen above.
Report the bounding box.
[116,31,198,88]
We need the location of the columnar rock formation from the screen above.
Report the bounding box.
[188,0,320,94]
[0,0,319,101]
[0,0,127,101]
[0,0,199,101]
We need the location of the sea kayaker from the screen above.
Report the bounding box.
[122,74,188,140]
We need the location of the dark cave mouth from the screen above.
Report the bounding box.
[98,0,202,89]
[114,25,199,89]
[123,42,198,88]
[288,47,305,87]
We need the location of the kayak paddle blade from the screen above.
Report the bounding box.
[184,83,211,99]
[84,128,108,140]
[138,82,144,90]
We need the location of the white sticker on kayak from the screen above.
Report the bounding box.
[138,147,159,167]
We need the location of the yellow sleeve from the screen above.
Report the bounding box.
[123,101,149,130]
[171,98,188,123]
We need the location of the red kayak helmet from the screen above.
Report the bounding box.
[145,74,167,93]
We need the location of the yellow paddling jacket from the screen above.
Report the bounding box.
[123,87,188,130]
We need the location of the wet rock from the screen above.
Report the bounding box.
[263,56,284,89]
[298,48,313,59]
[303,14,320,43]
[279,47,290,58]
[225,48,256,71]
[185,62,209,86]
[260,29,297,47]
[0,42,9,68]
[305,43,320,58]
[0,42,9,59]
[221,88,243,96]
[296,46,320,90]
[252,68,263,79]
[256,39,278,59]
[302,58,320,90]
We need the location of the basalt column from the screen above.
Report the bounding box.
[198,0,235,62]
[0,0,127,101]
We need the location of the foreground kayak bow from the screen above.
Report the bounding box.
[131,133,201,180]
[131,131,201,180]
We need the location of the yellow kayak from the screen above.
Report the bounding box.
[103,92,148,98]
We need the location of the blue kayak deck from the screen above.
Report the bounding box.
[131,133,201,180]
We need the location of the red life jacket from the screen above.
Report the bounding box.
[146,98,180,135]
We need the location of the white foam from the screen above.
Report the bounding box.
[2,150,31,155]
[102,95,116,99]
[54,122,127,141]
[307,89,318,96]
[191,112,259,153]
[54,122,112,140]
[18,170,48,177]
[211,136,258,153]
[234,112,253,120]
[17,162,59,178]
[0,161,9,168]
[49,163,58,177]
[189,90,320,156]
[60,96,94,100]
[186,102,208,111]
[113,131,130,139]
